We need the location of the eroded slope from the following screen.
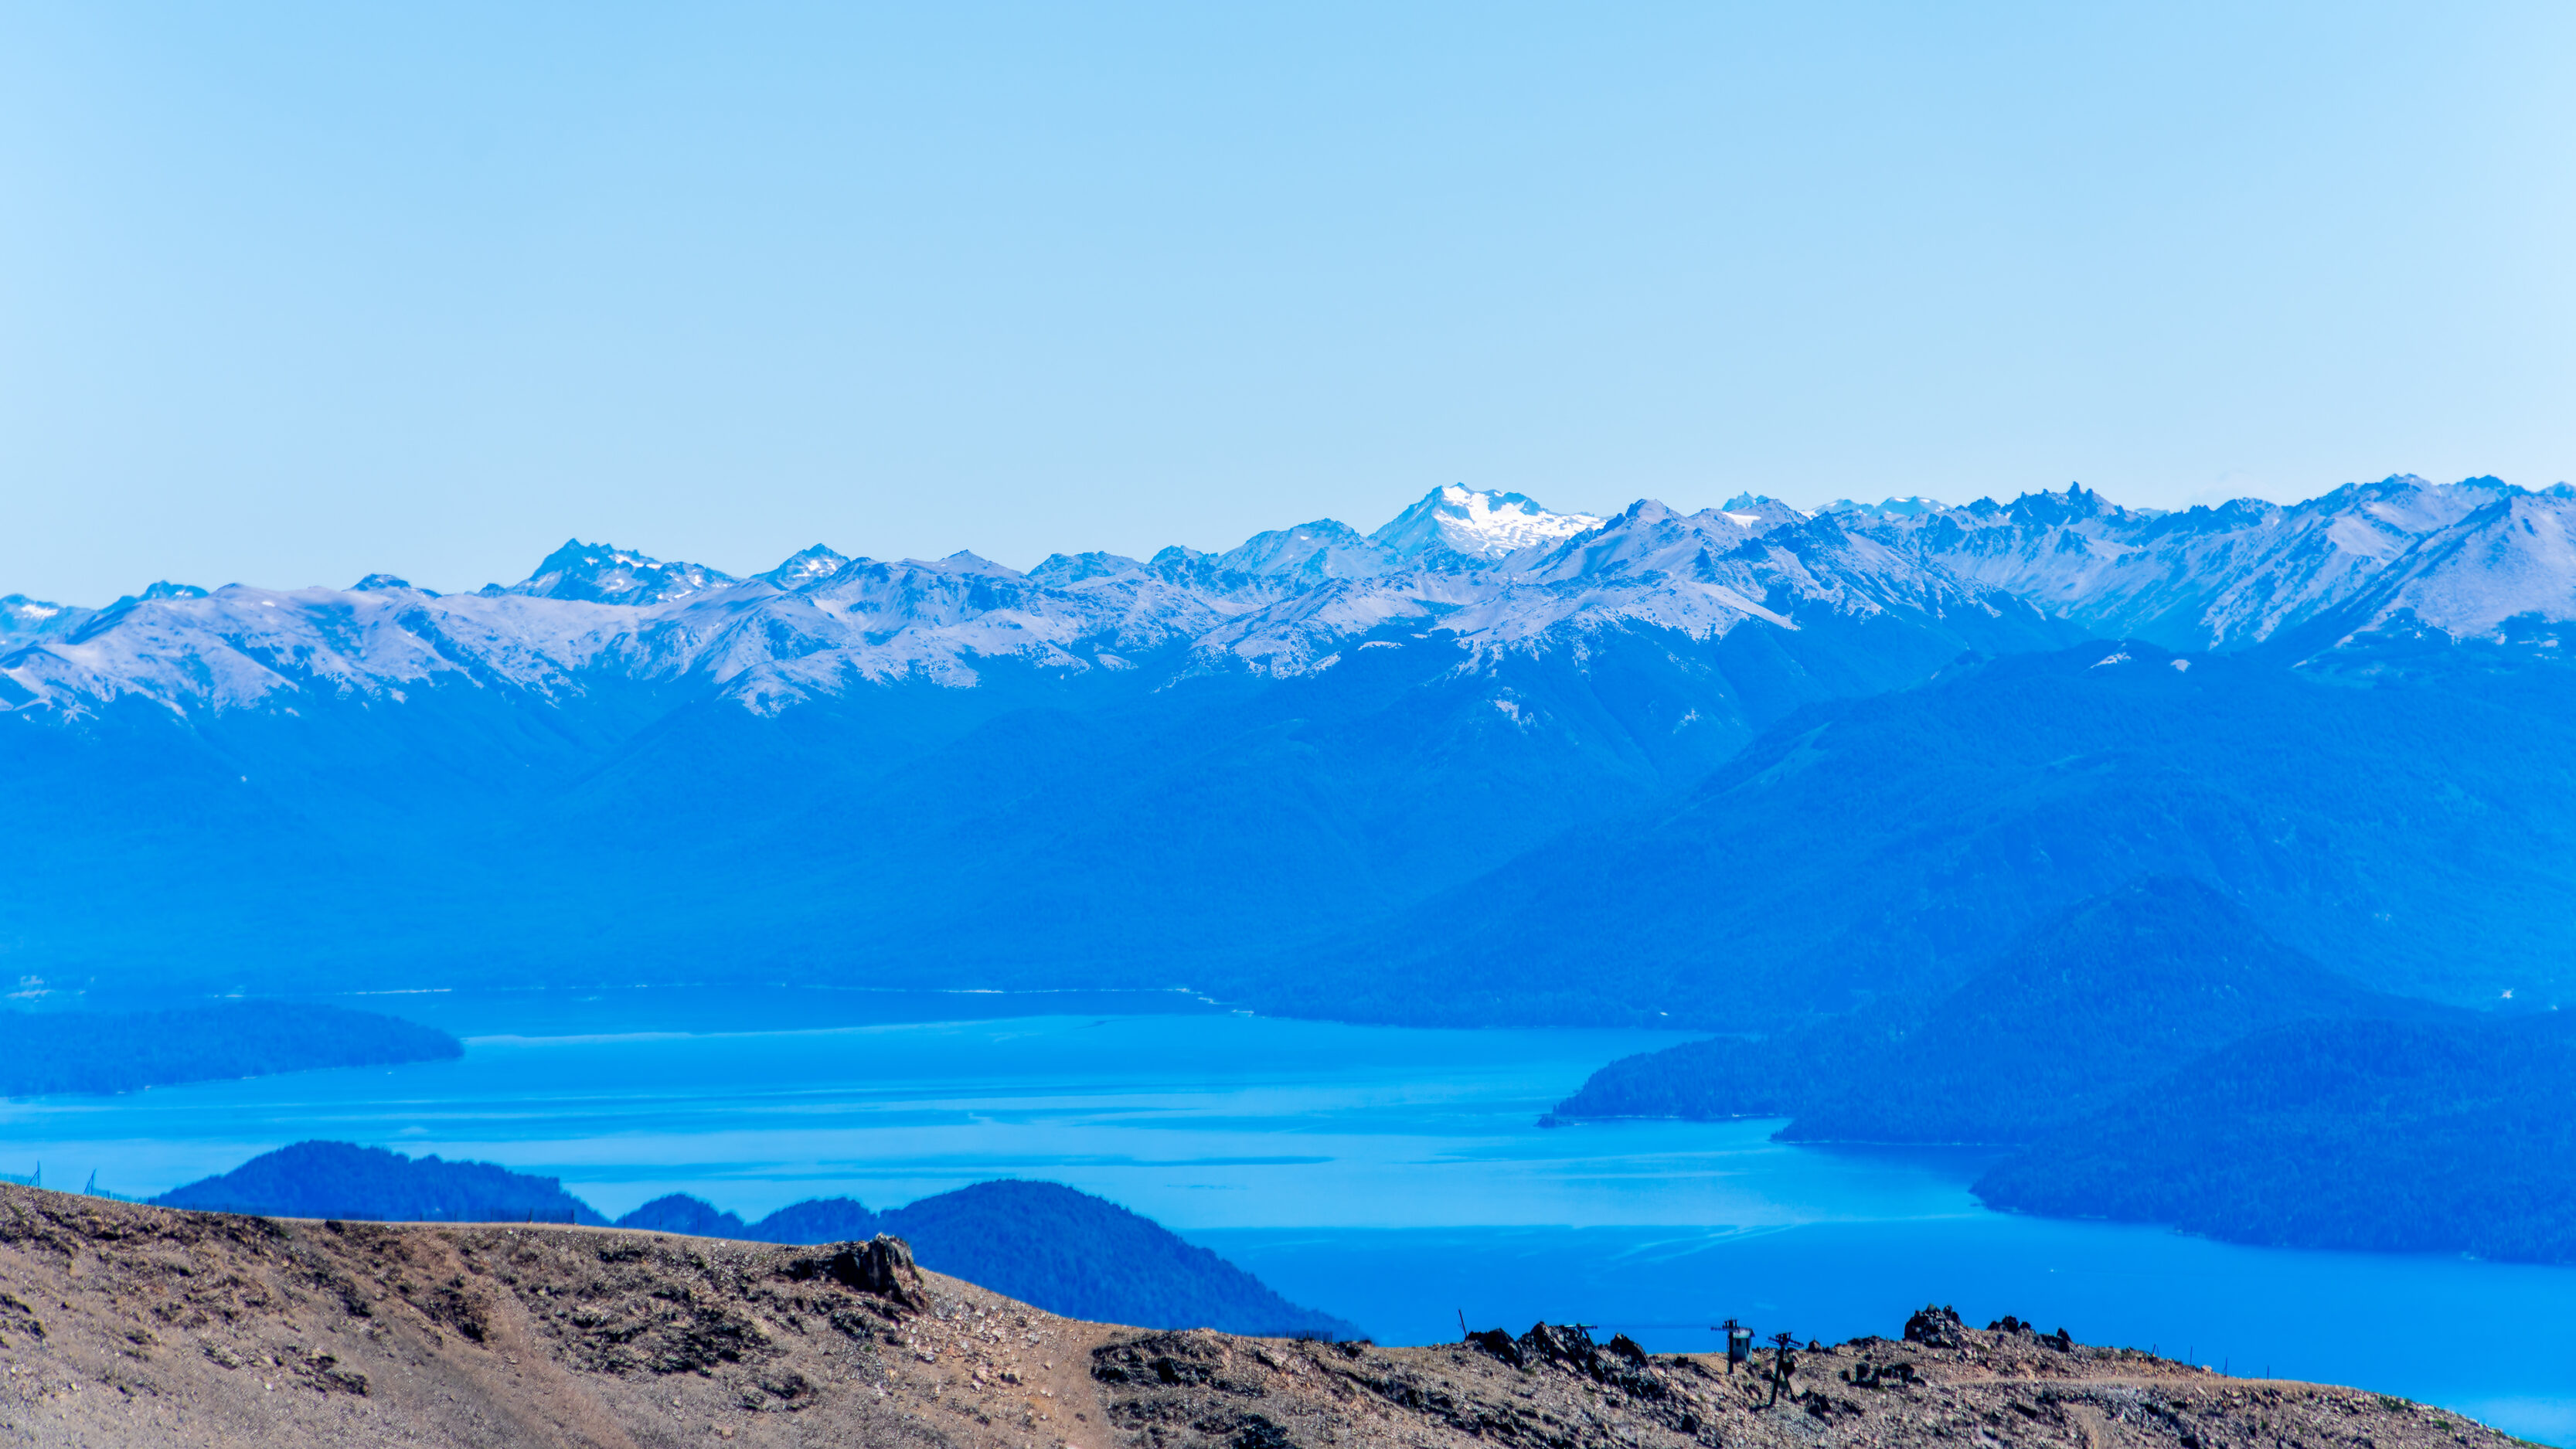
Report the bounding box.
[0,1187,2521,1449]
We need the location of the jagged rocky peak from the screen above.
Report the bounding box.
[1710,493,1812,529]
[1370,485,1604,563]
[2003,483,2139,528]
[755,544,852,590]
[509,539,737,606]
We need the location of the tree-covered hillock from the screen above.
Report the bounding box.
[153,1141,607,1225]
[883,1180,1359,1339]
[614,1180,1359,1339]
[145,1141,1359,1338]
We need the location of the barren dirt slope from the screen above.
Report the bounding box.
[0,1185,2527,1449]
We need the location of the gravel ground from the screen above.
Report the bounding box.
[0,1185,2531,1449]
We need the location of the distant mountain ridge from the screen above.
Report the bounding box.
[0,484,2037,719]
[1827,475,2576,653]
[5,476,2565,723]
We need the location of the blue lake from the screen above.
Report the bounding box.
[5,988,2570,1446]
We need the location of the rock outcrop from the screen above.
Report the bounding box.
[0,1185,2527,1449]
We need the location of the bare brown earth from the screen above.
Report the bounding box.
[0,1185,2530,1449]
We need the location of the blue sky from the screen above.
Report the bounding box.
[2,2,2570,602]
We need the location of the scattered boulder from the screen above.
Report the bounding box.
[1515,1321,1601,1373]
[1983,1315,2074,1350]
[1801,1389,1866,1421]
[781,1234,922,1307]
[1507,1322,1668,1399]
[1904,1304,1966,1349]
[1465,1327,1525,1367]
[1842,1360,1921,1389]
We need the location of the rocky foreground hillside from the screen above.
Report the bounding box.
[0,1185,2523,1449]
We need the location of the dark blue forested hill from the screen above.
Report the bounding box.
[609,1194,882,1247]
[1972,1014,2576,1265]
[614,1193,752,1238]
[0,1004,460,1098]
[145,1144,1356,1338]
[154,1142,607,1225]
[750,1197,883,1244]
[885,1181,1359,1339]
[1546,877,2450,1142]
[611,1181,1359,1339]
[1274,642,2576,1029]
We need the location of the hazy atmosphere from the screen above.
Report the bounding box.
[6,8,2576,1449]
[4,2,2571,602]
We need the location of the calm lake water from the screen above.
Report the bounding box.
[5,988,2571,1445]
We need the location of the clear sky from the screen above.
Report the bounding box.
[3,2,2570,603]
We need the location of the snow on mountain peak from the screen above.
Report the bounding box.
[1824,495,1948,520]
[509,540,736,606]
[1838,474,2562,650]
[755,545,852,590]
[2336,491,2576,644]
[1,594,91,640]
[1370,485,1603,562]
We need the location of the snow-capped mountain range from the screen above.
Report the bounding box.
[3,475,2569,721]
[1848,475,2576,650]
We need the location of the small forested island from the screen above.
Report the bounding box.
[0,1002,460,1098]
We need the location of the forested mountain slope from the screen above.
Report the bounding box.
[1543,878,2455,1134]
[1285,641,2576,1027]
